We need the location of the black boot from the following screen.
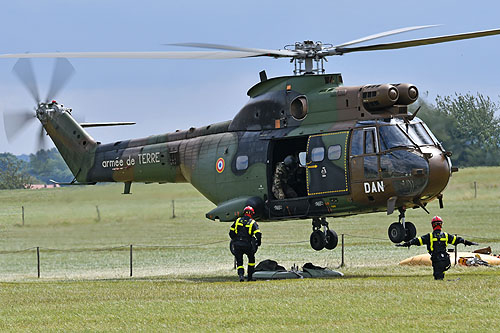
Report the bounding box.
[247,265,255,281]
[238,267,245,282]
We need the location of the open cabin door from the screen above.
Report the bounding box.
[306,131,350,196]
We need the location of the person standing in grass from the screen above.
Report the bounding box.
[229,206,262,282]
[396,216,477,280]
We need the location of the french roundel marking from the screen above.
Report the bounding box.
[216,158,225,173]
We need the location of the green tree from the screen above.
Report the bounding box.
[416,93,500,167]
[28,148,73,184]
[0,153,37,189]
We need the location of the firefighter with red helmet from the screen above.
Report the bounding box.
[229,205,262,281]
[397,216,478,280]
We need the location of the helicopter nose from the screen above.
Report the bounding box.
[419,147,451,200]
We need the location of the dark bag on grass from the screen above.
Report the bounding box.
[255,259,286,272]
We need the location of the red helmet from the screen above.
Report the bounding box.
[431,216,443,229]
[243,206,255,216]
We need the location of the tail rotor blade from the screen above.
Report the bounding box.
[36,124,47,152]
[12,58,40,104]
[3,109,36,142]
[45,58,75,102]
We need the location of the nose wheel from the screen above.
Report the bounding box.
[388,207,417,243]
[310,217,338,251]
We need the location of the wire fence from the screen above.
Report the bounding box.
[1,232,497,279]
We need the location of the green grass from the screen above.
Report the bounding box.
[1,167,500,331]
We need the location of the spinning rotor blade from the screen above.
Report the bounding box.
[12,58,40,104]
[36,124,47,152]
[0,50,275,60]
[335,25,440,48]
[169,43,297,57]
[46,58,75,102]
[335,28,500,54]
[2,26,500,70]
[3,109,36,142]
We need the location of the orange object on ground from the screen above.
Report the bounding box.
[399,252,500,266]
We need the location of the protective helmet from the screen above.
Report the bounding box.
[431,216,443,228]
[283,155,296,168]
[243,205,255,216]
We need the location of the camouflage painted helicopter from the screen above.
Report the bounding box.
[3,26,500,251]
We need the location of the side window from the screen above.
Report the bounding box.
[328,145,341,160]
[351,129,363,156]
[298,152,307,167]
[311,147,324,162]
[236,155,248,170]
[364,156,378,179]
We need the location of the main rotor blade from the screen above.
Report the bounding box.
[12,58,40,104]
[45,58,75,102]
[3,109,36,142]
[335,28,500,54]
[0,50,277,60]
[169,43,297,57]
[335,25,440,48]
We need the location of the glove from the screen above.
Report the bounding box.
[395,242,410,248]
[256,238,261,247]
[464,240,478,246]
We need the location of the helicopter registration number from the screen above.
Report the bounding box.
[364,181,385,194]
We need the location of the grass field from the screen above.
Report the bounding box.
[1,167,500,331]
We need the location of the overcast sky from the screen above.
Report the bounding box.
[1,0,500,154]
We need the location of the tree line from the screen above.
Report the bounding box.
[1,92,500,189]
[0,148,73,189]
[415,93,500,166]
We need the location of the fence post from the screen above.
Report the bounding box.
[340,234,345,267]
[474,181,477,198]
[37,247,40,278]
[172,200,176,218]
[130,245,133,277]
[96,205,101,222]
[22,206,25,226]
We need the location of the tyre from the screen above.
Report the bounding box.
[310,230,326,251]
[388,222,405,243]
[325,230,338,250]
[404,221,417,242]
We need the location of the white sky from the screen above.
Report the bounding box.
[1,0,500,154]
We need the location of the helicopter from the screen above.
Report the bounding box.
[2,25,500,251]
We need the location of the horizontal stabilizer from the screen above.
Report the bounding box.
[49,179,96,186]
[80,122,135,128]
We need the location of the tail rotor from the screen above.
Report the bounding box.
[3,58,75,150]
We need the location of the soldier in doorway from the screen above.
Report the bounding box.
[272,155,298,199]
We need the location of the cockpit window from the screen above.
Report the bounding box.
[365,130,376,154]
[351,128,377,156]
[403,123,434,145]
[379,125,414,151]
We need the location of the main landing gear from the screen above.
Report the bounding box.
[388,207,417,243]
[310,217,338,251]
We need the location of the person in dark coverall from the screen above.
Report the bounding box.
[396,216,477,280]
[272,155,298,199]
[229,206,262,282]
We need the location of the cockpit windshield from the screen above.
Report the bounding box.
[402,122,434,145]
[379,125,414,150]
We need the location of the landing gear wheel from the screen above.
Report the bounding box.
[325,230,338,250]
[310,230,326,251]
[388,222,405,243]
[404,221,417,242]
